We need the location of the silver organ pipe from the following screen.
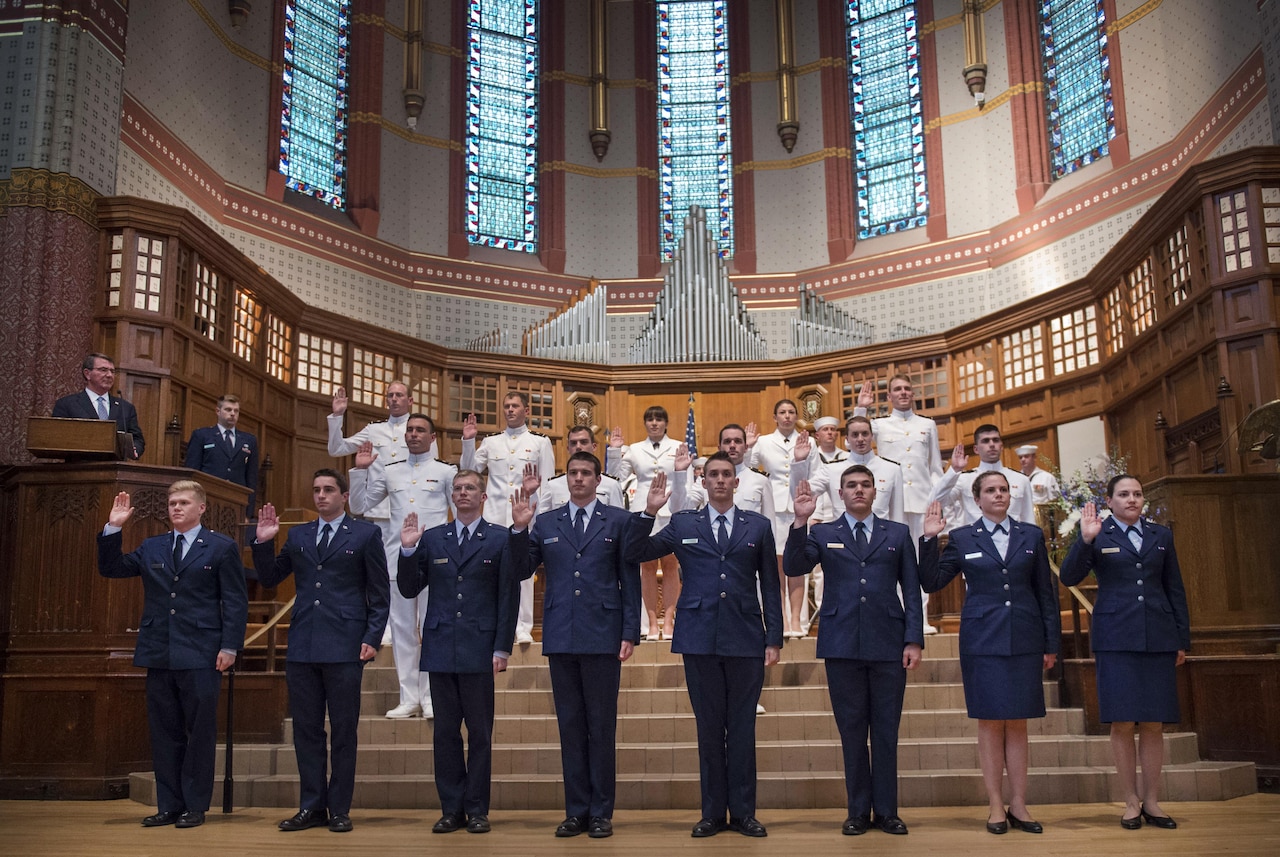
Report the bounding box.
[789,281,875,357]
[522,279,611,363]
[628,206,768,363]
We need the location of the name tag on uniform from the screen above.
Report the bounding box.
[826,543,845,549]
[543,537,559,544]
[433,557,449,564]
[1102,547,1121,554]
[965,551,983,560]
[682,538,699,544]
[203,443,215,449]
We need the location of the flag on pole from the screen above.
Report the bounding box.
[684,393,697,458]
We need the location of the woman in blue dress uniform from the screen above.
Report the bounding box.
[919,472,1060,835]
[1061,474,1190,830]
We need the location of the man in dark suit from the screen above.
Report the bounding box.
[785,467,923,836]
[397,470,532,835]
[52,352,145,458]
[527,452,641,839]
[97,480,247,829]
[252,469,390,834]
[184,393,259,516]
[626,453,783,838]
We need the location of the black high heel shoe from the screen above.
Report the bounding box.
[1006,808,1043,834]
[1140,805,1177,829]
[985,814,1008,834]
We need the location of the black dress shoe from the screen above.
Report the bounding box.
[873,815,908,835]
[432,813,465,833]
[328,814,353,833]
[555,816,587,837]
[175,810,205,828]
[1140,806,1177,829]
[729,816,767,837]
[1120,813,1143,830]
[1006,809,1043,834]
[842,815,871,835]
[279,808,328,831]
[142,811,180,827]
[986,817,1009,834]
[587,817,613,838]
[467,814,491,833]
[691,817,726,837]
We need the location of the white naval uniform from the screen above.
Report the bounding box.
[606,436,681,531]
[461,425,556,639]
[350,453,456,711]
[537,471,625,513]
[746,429,799,550]
[928,460,1036,531]
[805,448,848,621]
[1027,467,1061,506]
[328,412,414,522]
[790,450,905,523]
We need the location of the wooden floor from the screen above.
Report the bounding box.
[4,794,1278,856]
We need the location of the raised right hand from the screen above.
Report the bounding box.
[857,379,875,409]
[949,442,967,473]
[793,430,811,461]
[332,386,348,416]
[354,440,377,469]
[255,503,280,542]
[1079,501,1102,543]
[609,426,624,448]
[461,413,478,441]
[400,511,423,548]
[108,491,134,528]
[645,471,671,516]
[674,442,692,472]
[793,480,816,522]
[922,501,947,538]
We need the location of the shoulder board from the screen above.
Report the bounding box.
[962,468,978,473]
[749,466,766,476]
[878,456,900,466]
[527,430,549,439]
[385,460,408,467]
[673,508,702,517]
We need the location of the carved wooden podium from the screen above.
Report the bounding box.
[0,461,257,799]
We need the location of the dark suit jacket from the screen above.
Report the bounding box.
[784,515,924,661]
[185,425,259,512]
[918,519,1060,657]
[528,503,641,655]
[398,519,526,673]
[626,507,784,655]
[53,390,145,457]
[97,526,247,669]
[1061,517,1191,652]
[252,516,390,662]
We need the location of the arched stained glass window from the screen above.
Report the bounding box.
[1040,0,1115,178]
[657,0,733,260]
[466,0,540,253]
[279,0,350,209]
[847,0,927,239]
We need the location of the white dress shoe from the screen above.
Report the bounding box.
[755,703,766,714]
[515,631,534,645]
[386,702,422,719]
[923,623,938,635]
[421,700,434,719]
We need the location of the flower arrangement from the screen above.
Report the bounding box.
[1049,448,1164,549]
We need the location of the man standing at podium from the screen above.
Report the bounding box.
[184,394,259,517]
[53,352,145,458]
[97,480,248,829]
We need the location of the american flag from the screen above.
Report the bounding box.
[684,393,697,457]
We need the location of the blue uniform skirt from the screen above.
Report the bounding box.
[960,653,1046,720]
[1095,650,1180,723]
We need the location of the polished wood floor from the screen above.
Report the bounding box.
[4,795,1278,856]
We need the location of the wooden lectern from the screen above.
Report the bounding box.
[26,416,132,461]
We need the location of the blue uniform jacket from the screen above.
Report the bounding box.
[398,520,526,673]
[783,515,924,661]
[184,425,260,511]
[528,503,641,655]
[1060,517,1191,652]
[252,517,390,661]
[918,519,1060,656]
[98,527,247,669]
[626,507,784,656]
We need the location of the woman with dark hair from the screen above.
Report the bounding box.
[1061,474,1190,830]
[919,471,1060,834]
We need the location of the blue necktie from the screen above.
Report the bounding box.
[96,396,109,420]
[172,533,184,569]
[854,520,867,550]
[318,523,332,554]
[575,507,588,537]
[716,515,729,552]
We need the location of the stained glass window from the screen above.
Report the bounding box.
[466,0,540,253]
[657,0,734,260]
[1040,0,1114,178]
[279,0,350,208]
[847,0,927,239]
